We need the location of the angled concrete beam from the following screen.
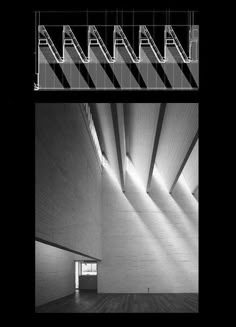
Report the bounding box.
[35,237,101,261]
[111,103,126,192]
[146,103,166,192]
[170,131,198,194]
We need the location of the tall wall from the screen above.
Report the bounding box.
[98,163,198,293]
[35,103,102,260]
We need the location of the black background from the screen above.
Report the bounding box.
[5,1,213,323]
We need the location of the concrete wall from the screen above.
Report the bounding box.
[98,163,198,293]
[35,103,102,260]
[35,241,86,307]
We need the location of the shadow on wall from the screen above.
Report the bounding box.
[149,172,198,253]
[170,175,198,221]
[101,157,198,292]
[123,170,198,291]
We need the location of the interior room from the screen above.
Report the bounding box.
[35,102,198,313]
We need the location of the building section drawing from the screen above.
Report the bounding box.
[35,16,198,90]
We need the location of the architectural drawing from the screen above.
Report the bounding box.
[35,12,198,90]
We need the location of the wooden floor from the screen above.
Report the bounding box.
[36,292,198,313]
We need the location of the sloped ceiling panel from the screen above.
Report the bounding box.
[116,104,126,185]
[155,103,198,192]
[182,139,198,193]
[125,103,160,189]
[90,103,121,186]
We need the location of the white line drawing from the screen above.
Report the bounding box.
[35,15,198,90]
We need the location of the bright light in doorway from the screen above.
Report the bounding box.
[82,262,97,275]
[75,262,79,289]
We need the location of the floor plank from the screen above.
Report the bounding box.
[36,292,198,313]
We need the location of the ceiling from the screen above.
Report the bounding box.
[90,103,198,196]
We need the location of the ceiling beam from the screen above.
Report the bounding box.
[35,237,101,261]
[146,103,166,192]
[111,103,125,192]
[88,103,106,153]
[170,131,198,194]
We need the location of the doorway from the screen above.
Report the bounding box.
[75,261,98,292]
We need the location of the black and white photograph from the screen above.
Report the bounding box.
[35,102,198,313]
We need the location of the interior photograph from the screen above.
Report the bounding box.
[35,102,199,313]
